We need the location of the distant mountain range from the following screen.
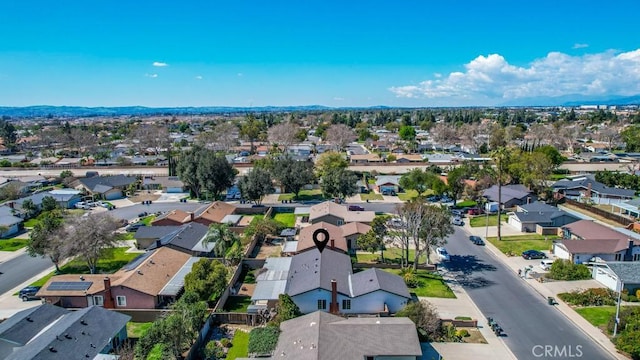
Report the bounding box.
[0,95,638,118]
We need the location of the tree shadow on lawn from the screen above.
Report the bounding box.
[442,255,498,289]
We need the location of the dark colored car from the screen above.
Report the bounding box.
[522,250,547,260]
[451,209,465,217]
[426,195,440,202]
[138,211,148,218]
[469,235,485,245]
[19,286,41,301]
[126,223,146,232]
[348,205,365,211]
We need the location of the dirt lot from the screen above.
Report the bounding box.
[254,243,282,259]
[129,191,162,203]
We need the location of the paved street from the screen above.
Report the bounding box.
[108,202,209,222]
[0,251,53,295]
[443,227,615,360]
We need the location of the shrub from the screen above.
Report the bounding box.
[456,329,470,338]
[558,288,617,306]
[248,327,280,355]
[400,268,421,288]
[220,338,231,348]
[636,289,640,299]
[547,260,591,281]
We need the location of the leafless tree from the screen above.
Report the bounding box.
[197,122,239,152]
[528,123,551,147]
[64,213,122,274]
[431,122,457,147]
[133,124,171,155]
[458,123,487,152]
[325,124,356,151]
[267,122,300,150]
[557,124,583,153]
[598,126,621,151]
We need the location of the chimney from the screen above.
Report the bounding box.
[190,212,194,221]
[329,279,339,314]
[625,239,635,261]
[103,277,115,309]
[155,239,162,248]
[330,239,335,250]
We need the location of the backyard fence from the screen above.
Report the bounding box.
[563,198,634,226]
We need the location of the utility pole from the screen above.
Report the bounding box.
[613,278,624,337]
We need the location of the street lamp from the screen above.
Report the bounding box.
[613,276,624,337]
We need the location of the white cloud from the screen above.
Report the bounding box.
[573,43,589,49]
[145,73,158,78]
[195,75,203,80]
[389,48,640,104]
[152,61,168,67]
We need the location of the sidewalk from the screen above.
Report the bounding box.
[480,233,627,360]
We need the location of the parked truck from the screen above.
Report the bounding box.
[485,201,500,214]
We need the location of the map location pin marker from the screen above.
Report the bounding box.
[312,228,330,253]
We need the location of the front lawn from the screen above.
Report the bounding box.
[140,215,156,226]
[382,268,456,298]
[127,322,152,338]
[356,247,427,264]
[397,189,435,201]
[469,214,508,227]
[360,193,383,201]
[486,234,557,256]
[273,213,296,228]
[224,296,252,312]
[23,218,39,228]
[575,306,617,328]
[226,330,250,360]
[27,247,139,288]
[456,200,477,208]
[0,239,28,251]
[278,189,324,201]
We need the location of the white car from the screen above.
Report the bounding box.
[436,247,450,262]
[452,216,463,226]
[74,202,91,210]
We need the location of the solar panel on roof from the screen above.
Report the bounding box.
[47,281,93,291]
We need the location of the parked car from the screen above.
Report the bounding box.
[348,205,365,211]
[74,201,91,210]
[452,216,464,226]
[436,247,450,262]
[469,235,485,245]
[451,209,465,217]
[126,223,146,232]
[19,286,41,301]
[388,218,404,228]
[137,211,148,218]
[522,250,547,260]
[426,195,441,202]
[381,189,396,196]
[540,259,554,271]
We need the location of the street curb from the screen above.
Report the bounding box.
[479,232,627,360]
[0,247,28,264]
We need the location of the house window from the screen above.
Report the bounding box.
[615,253,622,261]
[116,296,127,307]
[337,220,344,226]
[93,296,104,306]
[317,299,326,310]
[342,299,351,310]
[634,254,640,261]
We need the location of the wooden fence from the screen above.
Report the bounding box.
[563,198,634,226]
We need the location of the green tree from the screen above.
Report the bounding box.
[447,166,467,201]
[0,119,17,152]
[239,167,274,205]
[321,168,358,199]
[621,126,640,152]
[270,294,301,326]
[184,258,229,302]
[59,170,74,179]
[203,223,240,259]
[491,147,511,241]
[357,230,385,260]
[197,151,237,200]
[399,125,416,141]
[315,151,348,177]
[21,199,38,218]
[396,300,442,342]
[27,212,65,272]
[240,114,266,153]
[272,157,316,199]
[533,145,564,166]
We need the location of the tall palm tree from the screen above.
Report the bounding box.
[203,223,238,258]
[491,146,510,242]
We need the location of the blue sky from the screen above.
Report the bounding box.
[1,1,639,107]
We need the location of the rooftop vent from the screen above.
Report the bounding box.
[26,317,33,322]
[49,347,57,353]
[79,276,85,281]
[137,270,143,275]
[65,333,72,339]
[80,320,87,325]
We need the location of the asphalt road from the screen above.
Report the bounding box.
[108,202,210,222]
[0,252,53,295]
[442,227,614,360]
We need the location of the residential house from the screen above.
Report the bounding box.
[424,153,455,163]
[340,222,371,251]
[309,201,375,226]
[294,222,349,254]
[286,248,412,314]
[375,175,402,194]
[134,225,184,249]
[77,175,137,200]
[38,247,194,309]
[269,311,422,360]
[194,201,238,226]
[593,262,640,294]
[553,220,640,263]
[349,153,382,164]
[0,205,22,238]
[142,176,186,193]
[612,197,640,219]
[507,202,580,233]
[152,209,194,226]
[552,175,635,205]
[11,189,82,211]
[146,222,214,257]
[0,304,130,360]
[483,184,535,208]
[248,257,292,312]
[395,154,424,163]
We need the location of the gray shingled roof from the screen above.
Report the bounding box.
[79,174,136,192]
[483,184,532,203]
[606,262,640,284]
[145,222,209,252]
[519,201,558,213]
[552,178,635,198]
[272,311,422,360]
[6,305,130,360]
[286,248,353,297]
[351,268,411,298]
[513,210,574,224]
[0,304,68,346]
[134,225,181,240]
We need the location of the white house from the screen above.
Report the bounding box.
[592,262,640,294]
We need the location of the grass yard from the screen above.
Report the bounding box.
[224,296,252,312]
[278,189,324,201]
[487,234,558,256]
[360,193,383,201]
[356,248,427,265]
[456,200,477,208]
[575,306,617,329]
[226,330,250,360]
[469,214,508,227]
[27,247,140,288]
[0,238,28,251]
[397,189,435,201]
[126,322,152,338]
[273,213,296,228]
[23,218,39,228]
[382,268,456,298]
[140,215,156,226]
